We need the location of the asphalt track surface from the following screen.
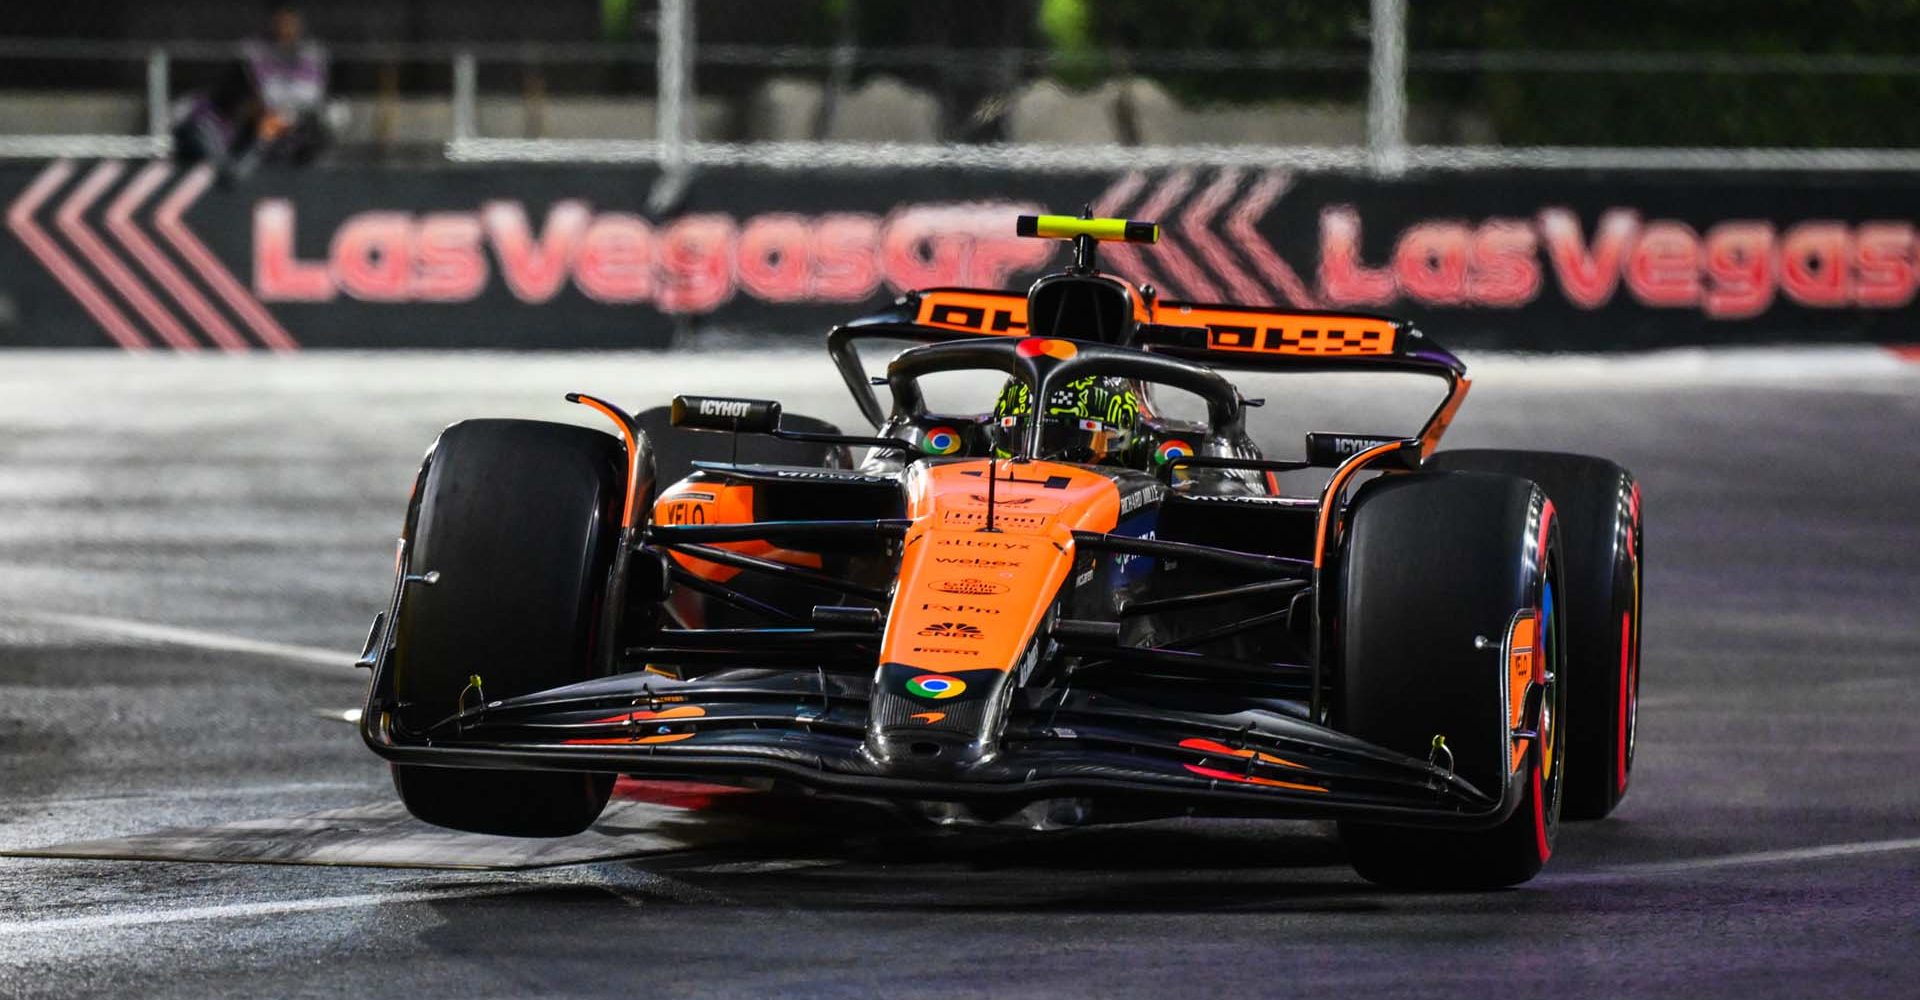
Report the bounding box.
[2,347,1918,999]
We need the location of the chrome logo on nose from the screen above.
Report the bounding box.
[905,674,967,699]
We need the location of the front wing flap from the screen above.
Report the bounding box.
[363,670,1515,829]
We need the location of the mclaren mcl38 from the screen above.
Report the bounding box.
[357,215,1644,889]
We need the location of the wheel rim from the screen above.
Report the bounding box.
[1539,578,1564,816]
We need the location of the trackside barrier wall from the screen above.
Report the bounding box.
[4,160,1918,350]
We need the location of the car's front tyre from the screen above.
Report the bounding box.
[388,419,627,837]
[1335,471,1568,889]
[1428,449,1642,820]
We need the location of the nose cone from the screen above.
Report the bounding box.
[865,664,1011,775]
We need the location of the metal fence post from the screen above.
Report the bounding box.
[651,0,693,211]
[452,50,477,141]
[1367,0,1408,177]
[146,47,171,151]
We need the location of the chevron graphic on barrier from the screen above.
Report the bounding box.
[1182,168,1263,303]
[1227,171,1318,309]
[5,159,298,350]
[1089,171,1158,291]
[107,162,251,352]
[56,161,200,351]
[1136,169,1216,301]
[154,166,298,351]
[1088,168,1316,308]
[5,161,149,350]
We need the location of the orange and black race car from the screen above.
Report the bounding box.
[357,215,1644,889]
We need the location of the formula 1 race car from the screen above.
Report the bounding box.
[357,215,1644,889]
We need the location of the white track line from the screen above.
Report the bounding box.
[2,611,354,676]
[0,885,521,938]
[685,858,845,876]
[1591,836,1920,878]
[8,780,372,809]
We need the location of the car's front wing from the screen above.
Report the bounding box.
[362,669,1518,829]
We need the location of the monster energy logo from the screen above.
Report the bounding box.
[994,375,1140,425]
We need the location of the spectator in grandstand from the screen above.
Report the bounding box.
[172,7,332,184]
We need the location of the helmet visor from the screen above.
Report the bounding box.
[995,412,1130,464]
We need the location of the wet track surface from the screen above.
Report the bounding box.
[2,349,1917,998]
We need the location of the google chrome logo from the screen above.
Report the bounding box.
[923,426,963,455]
[905,674,967,700]
[1154,440,1194,465]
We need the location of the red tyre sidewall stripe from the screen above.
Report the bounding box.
[1537,499,1556,567]
[1532,759,1551,862]
[1619,478,1641,795]
[1618,611,1633,793]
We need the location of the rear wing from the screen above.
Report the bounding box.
[1138,301,1469,459]
[876,288,1461,374]
[826,289,1469,458]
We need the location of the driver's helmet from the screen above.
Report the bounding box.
[990,374,1142,465]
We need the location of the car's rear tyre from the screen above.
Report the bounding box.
[389,419,626,837]
[1428,449,1641,820]
[1336,472,1567,890]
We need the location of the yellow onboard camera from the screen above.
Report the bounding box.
[1016,215,1160,244]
